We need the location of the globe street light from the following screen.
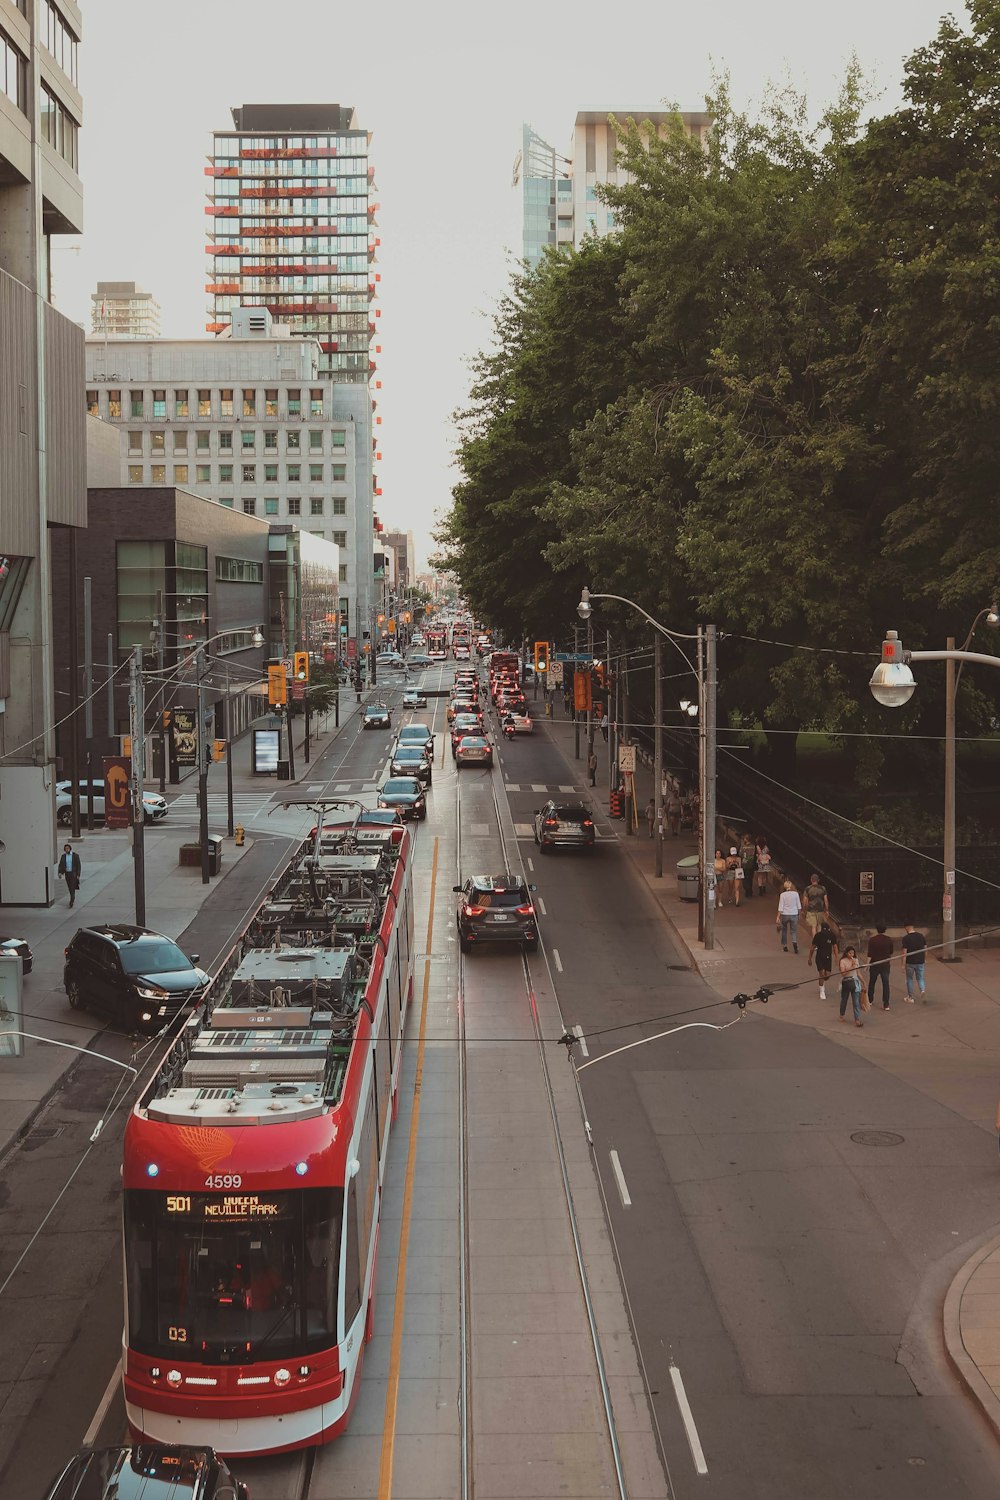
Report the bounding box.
[870,614,999,960]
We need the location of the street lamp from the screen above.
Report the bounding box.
[869,613,999,961]
[579,587,719,949]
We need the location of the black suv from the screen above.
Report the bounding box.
[454,874,538,953]
[43,1445,248,1499]
[64,926,209,1034]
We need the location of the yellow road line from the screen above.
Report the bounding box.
[377,834,439,1498]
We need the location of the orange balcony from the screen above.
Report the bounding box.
[240,147,308,158]
[240,184,340,200]
[205,322,227,333]
[206,245,246,255]
[205,282,240,293]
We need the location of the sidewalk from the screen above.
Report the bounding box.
[541,705,1000,1446]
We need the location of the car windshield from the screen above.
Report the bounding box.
[394,748,424,761]
[400,726,430,739]
[383,779,420,795]
[118,937,191,975]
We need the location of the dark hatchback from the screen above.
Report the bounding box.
[389,744,433,784]
[533,801,596,852]
[64,926,209,1034]
[454,874,537,953]
[42,1445,248,1500]
[378,776,427,820]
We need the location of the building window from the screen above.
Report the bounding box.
[198,390,211,417]
[220,497,234,509]
[287,389,301,416]
[152,390,166,419]
[264,430,278,451]
[216,556,264,583]
[287,430,300,451]
[219,431,233,452]
[265,498,279,516]
[196,431,210,452]
[1,28,28,113]
[310,497,324,516]
[333,496,346,515]
[309,464,323,482]
[39,83,78,170]
[86,390,99,417]
[173,465,189,484]
[128,431,143,455]
[243,499,256,515]
[242,465,256,483]
[150,465,166,484]
[243,388,256,417]
[150,431,165,454]
[42,2,79,85]
[309,430,323,451]
[130,390,144,418]
[128,465,143,484]
[196,465,211,483]
[174,390,189,417]
[264,464,278,482]
[333,530,347,547]
[173,432,188,454]
[219,464,233,483]
[287,497,301,516]
[108,390,122,419]
[241,429,255,451]
[264,389,278,417]
[310,388,324,416]
[339,563,348,583]
[287,464,300,483]
[332,464,346,482]
[332,431,346,448]
[220,388,234,417]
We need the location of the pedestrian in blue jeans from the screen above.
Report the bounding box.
[900,923,927,1002]
[775,880,801,953]
[839,947,865,1026]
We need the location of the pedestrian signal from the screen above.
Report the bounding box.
[161,710,172,731]
[212,739,227,763]
[293,651,309,682]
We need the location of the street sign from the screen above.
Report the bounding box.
[347,638,358,660]
[618,744,636,773]
[280,657,293,672]
[859,872,874,892]
[290,681,306,701]
[103,755,132,829]
[554,653,594,663]
[549,661,564,685]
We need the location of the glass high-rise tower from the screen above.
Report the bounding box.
[206,104,379,384]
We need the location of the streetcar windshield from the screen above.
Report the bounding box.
[125,1188,342,1362]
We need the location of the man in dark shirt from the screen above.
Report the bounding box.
[866,924,893,1010]
[808,922,839,1000]
[901,923,927,1001]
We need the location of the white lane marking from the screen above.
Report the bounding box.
[558,784,576,792]
[537,897,547,916]
[552,947,562,971]
[572,1023,589,1057]
[527,857,534,871]
[669,1363,709,1475]
[531,783,547,793]
[609,1149,632,1207]
[505,782,520,791]
[83,1362,121,1446]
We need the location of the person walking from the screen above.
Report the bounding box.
[754,838,772,898]
[901,923,927,1001]
[802,873,830,938]
[776,879,801,952]
[714,848,729,904]
[808,922,839,999]
[839,946,865,1026]
[866,924,893,1011]
[666,786,682,836]
[727,847,745,906]
[58,842,81,908]
[645,797,656,839]
[587,749,598,786]
[600,713,609,743]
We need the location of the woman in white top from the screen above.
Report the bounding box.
[776,879,801,953]
[839,946,864,1026]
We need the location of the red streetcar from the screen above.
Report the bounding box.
[121,807,415,1456]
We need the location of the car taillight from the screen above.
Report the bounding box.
[544,818,558,828]
[582,819,593,827]
[464,904,486,916]
[516,905,534,916]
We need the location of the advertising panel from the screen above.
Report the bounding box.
[253,728,280,775]
[172,708,198,768]
[102,755,132,830]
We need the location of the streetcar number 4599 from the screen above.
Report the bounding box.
[205,1174,242,1189]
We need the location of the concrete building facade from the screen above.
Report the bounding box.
[90,279,161,337]
[0,0,86,905]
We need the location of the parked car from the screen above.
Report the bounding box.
[454,873,537,953]
[533,801,596,852]
[362,702,392,730]
[455,735,493,768]
[389,744,433,785]
[397,722,434,756]
[42,1446,249,1500]
[378,777,427,821]
[402,687,427,708]
[55,779,167,828]
[0,935,32,975]
[63,925,209,1034]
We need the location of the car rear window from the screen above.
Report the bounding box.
[472,888,528,908]
[459,737,487,747]
[555,806,589,822]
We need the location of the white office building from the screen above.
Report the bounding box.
[84,309,373,647]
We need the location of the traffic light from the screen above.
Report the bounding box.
[294,651,309,682]
[268,665,288,705]
[534,640,549,674]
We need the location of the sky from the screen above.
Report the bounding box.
[54,0,961,572]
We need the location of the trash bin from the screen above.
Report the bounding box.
[676,855,700,902]
[276,760,291,780]
[207,836,223,876]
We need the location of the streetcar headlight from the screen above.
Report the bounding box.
[150,1367,161,1380]
[167,1369,182,1386]
[274,1368,291,1386]
[298,1365,310,1378]
[146,1163,159,1178]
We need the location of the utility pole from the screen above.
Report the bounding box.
[197,653,210,885]
[155,590,167,796]
[654,632,663,878]
[223,663,234,839]
[107,632,115,739]
[83,578,95,832]
[703,623,718,951]
[68,529,81,838]
[606,629,613,792]
[573,624,580,760]
[944,635,957,960]
[129,647,146,926]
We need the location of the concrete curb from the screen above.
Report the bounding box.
[943,1231,1000,1439]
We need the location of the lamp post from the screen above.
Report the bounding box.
[579,588,718,948]
[869,609,999,961]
